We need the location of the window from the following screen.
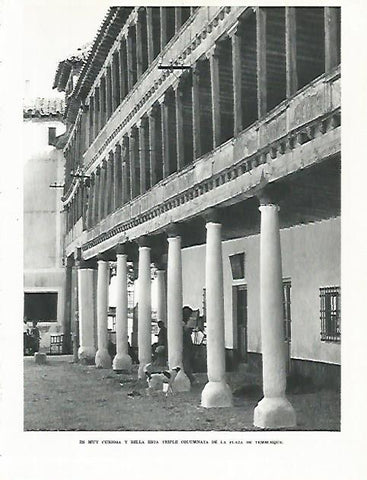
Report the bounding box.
[320,286,340,342]
[229,253,245,280]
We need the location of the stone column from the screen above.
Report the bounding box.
[95,254,112,368]
[105,152,114,216]
[160,7,167,50]
[201,212,232,407]
[106,65,113,119]
[89,95,95,143]
[94,167,101,224]
[156,267,167,325]
[136,12,143,79]
[126,31,134,91]
[77,259,97,364]
[253,189,296,428]
[98,161,106,222]
[129,130,137,199]
[113,244,132,372]
[159,95,169,178]
[256,7,267,117]
[137,237,152,379]
[94,87,100,136]
[146,7,154,64]
[167,228,190,391]
[87,172,95,228]
[285,7,298,98]
[119,41,127,102]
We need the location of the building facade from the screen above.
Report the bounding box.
[23,97,66,350]
[55,6,341,427]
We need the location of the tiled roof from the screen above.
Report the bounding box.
[23,97,65,118]
[53,43,92,92]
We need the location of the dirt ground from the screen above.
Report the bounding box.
[24,355,340,432]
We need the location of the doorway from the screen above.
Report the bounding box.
[233,285,248,362]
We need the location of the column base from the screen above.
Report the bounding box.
[138,361,150,379]
[78,346,96,365]
[95,349,112,369]
[112,353,132,373]
[201,380,232,408]
[254,396,296,429]
[173,369,191,392]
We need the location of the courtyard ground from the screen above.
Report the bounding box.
[24,355,340,431]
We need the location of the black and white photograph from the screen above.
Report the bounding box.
[1,1,366,479]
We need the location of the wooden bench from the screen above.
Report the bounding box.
[49,334,64,355]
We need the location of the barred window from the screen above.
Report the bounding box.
[320,286,340,343]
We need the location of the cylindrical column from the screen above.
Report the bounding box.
[137,238,152,378]
[167,233,190,391]
[156,269,167,325]
[201,218,232,407]
[95,255,112,368]
[113,245,132,372]
[77,261,97,364]
[253,197,296,428]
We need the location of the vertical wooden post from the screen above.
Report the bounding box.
[229,22,242,136]
[126,32,134,91]
[147,7,154,64]
[119,41,127,102]
[256,7,267,118]
[148,107,157,187]
[160,7,167,50]
[324,7,340,72]
[138,119,146,195]
[192,64,201,159]
[136,13,143,79]
[159,95,169,178]
[285,7,298,98]
[174,81,184,170]
[207,46,221,148]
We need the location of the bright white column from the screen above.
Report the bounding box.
[77,263,97,363]
[201,220,232,408]
[95,256,112,368]
[167,234,190,392]
[156,269,167,325]
[253,200,296,428]
[137,239,152,379]
[113,245,132,372]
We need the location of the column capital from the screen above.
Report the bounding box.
[114,142,121,155]
[256,182,288,206]
[78,258,98,269]
[136,235,151,248]
[95,165,101,176]
[116,243,128,255]
[108,150,114,161]
[166,222,182,238]
[158,94,166,106]
[97,252,111,262]
[203,207,222,224]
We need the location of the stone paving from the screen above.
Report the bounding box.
[24,355,340,432]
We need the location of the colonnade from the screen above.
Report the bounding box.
[75,192,296,428]
[65,6,340,235]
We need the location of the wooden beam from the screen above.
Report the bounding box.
[324,7,340,72]
[285,7,298,97]
[160,7,167,50]
[146,7,154,64]
[207,46,221,148]
[174,83,184,170]
[148,108,157,187]
[229,22,242,136]
[192,65,201,159]
[256,7,267,118]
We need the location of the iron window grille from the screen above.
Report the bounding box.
[320,286,341,343]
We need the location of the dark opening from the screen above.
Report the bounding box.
[166,89,177,175]
[181,73,194,166]
[296,7,325,90]
[166,7,176,44]
[24,292,58,322]
[218,37,234,144]
[152,8,161,59]
[266,7,286,111]
[198,58,213,156]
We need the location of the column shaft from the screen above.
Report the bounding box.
[156,270,167,325]
[78,267,97,363]
[160,99,169,178]
[201,222,232,407]
[256,7,267,117]
[138,122,146,195]
[148,110,157,187]
[285,7,298,97]
[95,260,112,368]
[254,203,296,428]
[146,7,154,64]
[209,51,221,148]
[230,25,242,135]
[175,86,184,170]
[113,253,132,371]
[324,7,340,72]
[192,66,201,159]
[137,246,152,378]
